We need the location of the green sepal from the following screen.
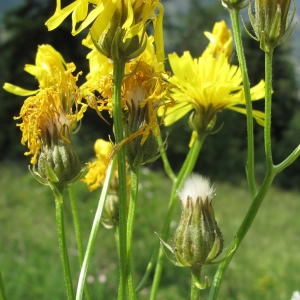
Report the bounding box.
[126,34,148,60]
[205,231,222,263]
[174,248,192,267]
[44,159,59,183]
[155,232,190,267]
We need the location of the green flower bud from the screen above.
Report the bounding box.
[173,174,223,271]
[222,0,250,11]
[248,0,296,52]
[91,1,148,61]
[101,192,119,229]
[33,124,86,191]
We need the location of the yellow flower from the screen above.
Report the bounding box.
[202,20,232,59]
[4,45,87,164]
[164,51,265,134]
[81,139,117,191]
[46,0,165,61]
[3,45,67,96]
[82,36,173,145]
[122,60,173,145]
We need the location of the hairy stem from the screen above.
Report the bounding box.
[112,60,128,300]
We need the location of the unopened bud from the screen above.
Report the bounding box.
[249,0,296,52]
[34,124,86,191]
[173,174,223,271]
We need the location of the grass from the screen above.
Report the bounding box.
[0,162,300,299]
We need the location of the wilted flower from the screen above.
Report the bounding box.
[3,45,87,165]
[81,37,174,166]
[3,45,87,190]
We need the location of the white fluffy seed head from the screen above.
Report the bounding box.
[177,173,215,206]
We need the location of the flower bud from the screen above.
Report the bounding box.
[35,124,86,191]
[222,0,250,10]
[249,0,296,52]
[125,99,161,168]
[90,0,153,61]
[102,192,119,229]
[173,174,223,270]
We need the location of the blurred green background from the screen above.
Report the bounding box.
[0,0,300,299]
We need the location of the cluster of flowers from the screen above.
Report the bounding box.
[4,17,265,185]
[3,0,296,292]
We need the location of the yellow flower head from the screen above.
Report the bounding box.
[164,51,265,134]
[81,139,118,191]
[5,45,87,164]
[202,20,232,59]
[3,45,67,96]
[46,0,165,61]
[82,36,173,143]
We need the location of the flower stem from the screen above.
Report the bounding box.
[150,135,206,300]
[157,134,175,181]
[75,158,116,300]
[0,271,6,300]
[229,9,257,197]
[264,50,274,171]
[126,166,139,300]
[112,60,128,300]
[208,24,277,300]
[68,186,91,300]
[53,187,74,300]
[191,270,200,300]
[207,169,275,300]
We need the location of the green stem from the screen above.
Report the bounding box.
[157,134,176,181]
[208,30,276,300]
[126,167,139,300]
[150,135,206,300]
[53,188,74,300]
[264,50,274,171]
[76,158,116,300]
[191,271,200,300]
[208,169,275,300]
[0,272,6,300]
[112,60,128,300]
[68,186,91,300]
[229,9,257,197]
[275,145,300,174]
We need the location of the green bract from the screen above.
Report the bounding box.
[248,0,296,52]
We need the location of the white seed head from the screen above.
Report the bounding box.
[177,173,215,206]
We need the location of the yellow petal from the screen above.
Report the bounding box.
[24,64,38,77]
[122,0,134,30]
[3,83,38,96]
[75,0,118,36]
[153,2,165,63]
[45,0,80,31]
[250,80,266,100]
[163,102,192,126]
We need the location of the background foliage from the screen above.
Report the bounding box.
[1,164,300,299]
